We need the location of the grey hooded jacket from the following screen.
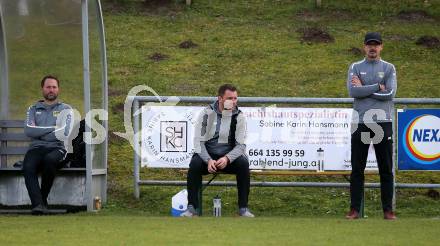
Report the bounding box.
[193,101,247,163]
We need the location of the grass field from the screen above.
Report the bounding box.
[1,214,440,245]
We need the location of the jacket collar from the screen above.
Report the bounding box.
[35,100,61,109]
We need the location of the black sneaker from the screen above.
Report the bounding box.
[31,204,49,215]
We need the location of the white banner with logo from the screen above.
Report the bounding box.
[141,106,378,170]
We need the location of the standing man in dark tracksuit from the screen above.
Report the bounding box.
[23,75,73,215]
[346,33,397,220]
[181,84,254,217]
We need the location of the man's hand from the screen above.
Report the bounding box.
[379,84,386,91]
[207,159,217,173]
[351,75,362,87]
[216,156,229,170]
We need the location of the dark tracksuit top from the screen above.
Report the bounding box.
[346,58,397,123]
[24,100,73,151]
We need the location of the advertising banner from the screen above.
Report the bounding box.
[141,106,378,171]
[398,109,440,170]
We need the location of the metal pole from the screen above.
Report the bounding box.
[0,6,7,167]
[81,0,93,211]
[0,4,9,121]
[138,180,440,189]
[95,0,108,204]
[392,108,397,211]
[360,190,365,218]
[131,96,440,105]
[132,96,354,104]
[133,99,140,199]
[315,0,322,8]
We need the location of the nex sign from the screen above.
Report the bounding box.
[413,129,440,142]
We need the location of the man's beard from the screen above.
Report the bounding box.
[368,50,377,58]
[44,93,58,101]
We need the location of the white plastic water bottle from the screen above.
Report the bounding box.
[171,189,188,217]
[213,195,221,217]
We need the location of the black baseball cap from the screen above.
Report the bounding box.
[364,32,382,44]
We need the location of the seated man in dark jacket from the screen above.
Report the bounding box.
[23,75,74,215]
[181,84,254,217]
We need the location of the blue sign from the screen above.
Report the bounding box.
[398,109,440,170]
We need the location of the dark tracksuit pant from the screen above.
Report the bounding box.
[187,153,250,209]
[23,146,66,208]
[350,122,394,212]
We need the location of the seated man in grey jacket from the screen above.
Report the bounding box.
[23,75,73,215]
[181,84,254,217]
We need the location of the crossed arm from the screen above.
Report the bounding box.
[347,65,397,101]
[24,106,74,141]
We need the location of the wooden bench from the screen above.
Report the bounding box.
[0,120,86,212]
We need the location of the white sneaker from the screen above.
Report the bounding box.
[239,208,255,218]
[180,205,198,217]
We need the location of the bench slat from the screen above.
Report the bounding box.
[0,120,25,128]
[0,133,30,141]
[0,209,68,214]
[0,146,29,155]
[0,167,86,172]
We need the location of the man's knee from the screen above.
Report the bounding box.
[233,156,250,172]
[42,151,63,167]
[189,154,204,171]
